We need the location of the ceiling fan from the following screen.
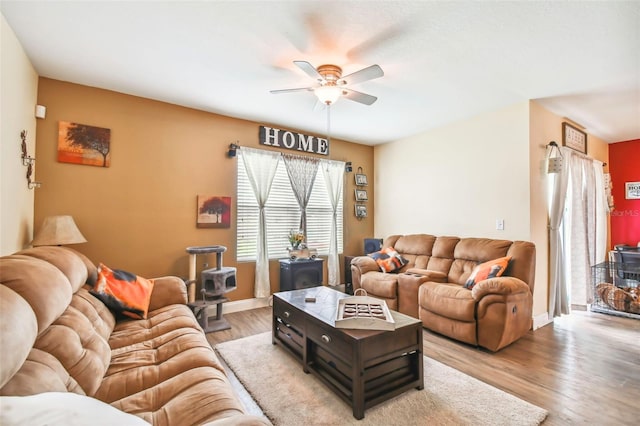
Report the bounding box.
[270,61,384,106]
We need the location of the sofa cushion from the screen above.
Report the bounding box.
[96,304,246,425]
[449,238,512,285]
[361,272,399,299]
[0,286,38,390]
[0,348,85,396]
[464,256,512,289]
[31,288,114,396]
[0,255,73,334]
[1,288,115,397]
[368,247,408,272]
[392,234,436,269]
[418,282,476,322]
[425,236,459,274]
[91,264,155,319]
[15,247,90,293]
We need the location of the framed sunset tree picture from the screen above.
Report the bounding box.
[58,121,111,167]
[197,195,231,228]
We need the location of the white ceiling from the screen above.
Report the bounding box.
[2,1,639,145]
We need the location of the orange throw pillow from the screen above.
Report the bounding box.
[464,256,512,289]
[91,263,155,319]
[368,247,408,273]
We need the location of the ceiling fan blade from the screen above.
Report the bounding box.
[341,88,377,105]
[293,60,325,82]
[339,64,384,86]
[270,87,315,94]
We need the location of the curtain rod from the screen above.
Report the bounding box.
[235,145,348,167]
[546,141,606,166]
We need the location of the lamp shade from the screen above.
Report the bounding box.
[314,85,342,105]
[32,215,87,246]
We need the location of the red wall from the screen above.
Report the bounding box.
[609,139,640,248]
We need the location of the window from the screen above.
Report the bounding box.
[237,151,343,261]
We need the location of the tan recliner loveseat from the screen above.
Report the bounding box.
[0,246,270,426]
[351,234,536,352]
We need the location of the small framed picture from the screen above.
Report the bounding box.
[355,173,368,186]
[562,122,587,154]
[355,204,367,218]
[197,195,231,228]
[626,182,640,199]
[355,189,368,201]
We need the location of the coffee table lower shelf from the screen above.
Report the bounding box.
[272,287,423,420]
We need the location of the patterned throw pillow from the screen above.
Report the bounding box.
[464,256,512,289]
[368,247,408,273]
[90,263,155,319]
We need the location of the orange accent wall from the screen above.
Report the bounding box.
[35,78,374,301]
[609,139,640,247]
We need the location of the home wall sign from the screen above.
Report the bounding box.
[259,125,329,156]
[625,182,640,200]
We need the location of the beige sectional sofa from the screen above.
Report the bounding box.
[351,234,536,351]
[0,246,270,426]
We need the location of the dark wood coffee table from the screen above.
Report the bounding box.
[272,286,423,420]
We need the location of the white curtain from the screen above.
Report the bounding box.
[549,147,609,315]
[593,161,608,266]
[282,153,319,238]
[568,155,609,305]
[548,148,571,318]
[240,147,281,298]
[567,152,595,306]
[321,160,345,286]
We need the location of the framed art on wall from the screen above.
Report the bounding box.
[625,182,640,200]
[355,173,368,186]
[355,204,367,218]
[197,195,231,228]
[58,121,111,167]
[562,122,587,154]
[355,189,368,201]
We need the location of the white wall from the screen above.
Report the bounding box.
[1,14,39,255]
[374,102,530,241]
[373,102,556,317]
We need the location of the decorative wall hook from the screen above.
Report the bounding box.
[20,130,41,189]
[20,130,35,165]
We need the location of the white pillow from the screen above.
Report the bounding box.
[0,392,150,426]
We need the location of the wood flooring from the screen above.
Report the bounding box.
[206,306,639,425]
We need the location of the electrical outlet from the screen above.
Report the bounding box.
[496,219,505,230]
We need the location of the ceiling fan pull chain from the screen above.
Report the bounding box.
[326,103,331,143]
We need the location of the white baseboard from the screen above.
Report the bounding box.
[223,297,271,314]
[532,312,552,330]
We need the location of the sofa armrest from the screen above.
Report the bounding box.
[351,255,379,273]
[350,256,379,292]
[471,276,531,301]
[148,276,188,310]
[404,268,448,282]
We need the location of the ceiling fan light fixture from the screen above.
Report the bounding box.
[314,85,342,105]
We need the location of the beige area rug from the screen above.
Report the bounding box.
[216,332,548,426]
